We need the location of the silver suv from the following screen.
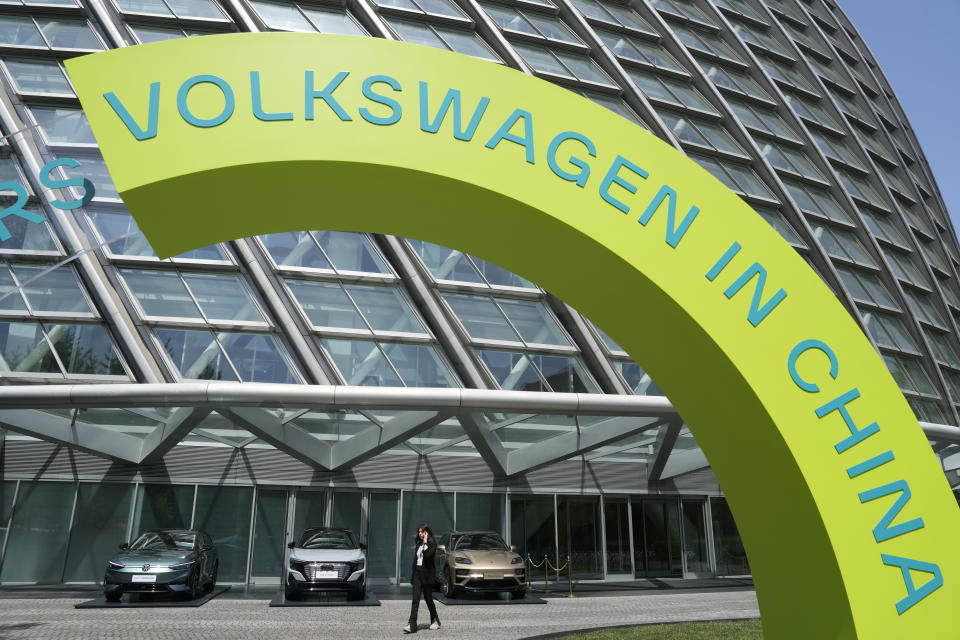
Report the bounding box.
[285,527,366,600]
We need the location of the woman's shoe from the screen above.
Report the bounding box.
[403,624,417,634]
[429,620,441,630]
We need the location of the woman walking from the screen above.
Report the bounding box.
[404,524,440,633]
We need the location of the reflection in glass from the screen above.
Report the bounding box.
[47,323,126,375]
[217,331,298,383]
[0,481,74,582]
[63,484,133,581]
[194,485,253,582]
[155,327,238,380]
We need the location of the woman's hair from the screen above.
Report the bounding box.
[415,524,434,543]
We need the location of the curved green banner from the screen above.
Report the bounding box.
[65,33,957,638]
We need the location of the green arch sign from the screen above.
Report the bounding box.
[65,33,957,638]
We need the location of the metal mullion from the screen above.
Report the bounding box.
[373,341,409,387]
[125,482,138,544]
[626,498,635,576]
[189,484,198,529]
[245,485,257,585]
[0,479,19,581]
[59,481,79,583]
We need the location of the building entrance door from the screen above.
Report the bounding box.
[249,487,289,585]
[558,496,602,579]
[680,499,712,578]
[631,498,682,578]
[603,498,632,577]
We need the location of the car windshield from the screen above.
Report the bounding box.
[130,531,196,551]
[298,529,356,549]
[454,533,508,551]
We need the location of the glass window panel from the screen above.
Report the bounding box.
[755,206,803,246]
[313,231,389,274]
[132,484,193,534]
[293,490,327,536]
[414,0,465,18]
[251,489,287,578]
[182,273,264,323]
[407,239,483,283]
[218,331,298,383]
[627,69,674,103]
[456,493,504,533]
[554,49,611,85]
[859,272,898,309]
[260,231,331,269]
[302,6,366,35]
[381,342,457,387]
[285,279,366,330]
[130,24,184,43]
[113,0,171,14]
[473,255,536,288]
[441,292,517,342]
[166,0,223,19]
[0,16,44,47]
[12,264,91,314]
[400,491,454,581]
[838,267,870,303]
[605,3,653,33]
[724,162,774,199]
[47,323,126,375]
[322,337,402,386]
[861,209,908,247]
[532,354,596,392]
[249,0,312,30]
[885,249,930,290]
[88,209,230,261]
[901,358,937,395]
[344,284,425,334]
[0,267,27,311]
[155,327,238,380]
[927,330,960,368]
[905,289,946,329]
[435,26,500,62]
[36,19,103,50]
[580,89,645,126]
[694,120,744,155]
[569,0,609,23]
[497,297,569,346]
[525,12,581,44]
[483,3,537,36]
[666,80,718,114]
[702,64,772,102]
[194,486,253,582]
[63,484,133,582]
[367,492,399,578]
[121,269,201,319]
[0,205,56,253]
[29,106,95,145]
[660,111,708,146]
[3,57,73,95]
[478,349,546,391]
[68,154,118,199]
[0,482,74,582]
[0,320,59,373]
[513,41,573,78]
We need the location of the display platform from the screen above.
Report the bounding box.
[74,585,230,608]
[435,592,546,605]
[269,591,380,607]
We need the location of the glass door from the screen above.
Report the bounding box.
[680,499,712,578]
[604,498,632,577]
[631,498,682,578]
[249,488,289,585]
[558,496,602,579]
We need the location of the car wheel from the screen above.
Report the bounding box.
[442,569,457,598]
[187,569,200,601]
[104,591,122,603]
[207,562,218,592]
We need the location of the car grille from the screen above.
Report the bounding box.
[292,561,354,581]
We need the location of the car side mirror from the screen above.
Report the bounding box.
[287,541,296,549]
[437,545,446,552]
[509,545,516,552]
[119,542,129,550]
[201,544,213,552]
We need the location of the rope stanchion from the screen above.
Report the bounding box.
[543,554,550,593]
[545,554,575,598]
[526,553,546,592]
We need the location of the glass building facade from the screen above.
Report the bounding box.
[0,0,957,586]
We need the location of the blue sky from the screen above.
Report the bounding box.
[838,1,960,237]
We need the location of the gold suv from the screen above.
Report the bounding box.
[436,531,526,599]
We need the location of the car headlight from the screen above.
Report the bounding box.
[108,561,124,569]
[511,556,523,564]
[454,556,471,564]
[168,561,195,570]
[355,559,365,571]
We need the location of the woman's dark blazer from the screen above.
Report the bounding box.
[411,537,437,584]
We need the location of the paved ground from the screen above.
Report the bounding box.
[0,582,760,640]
